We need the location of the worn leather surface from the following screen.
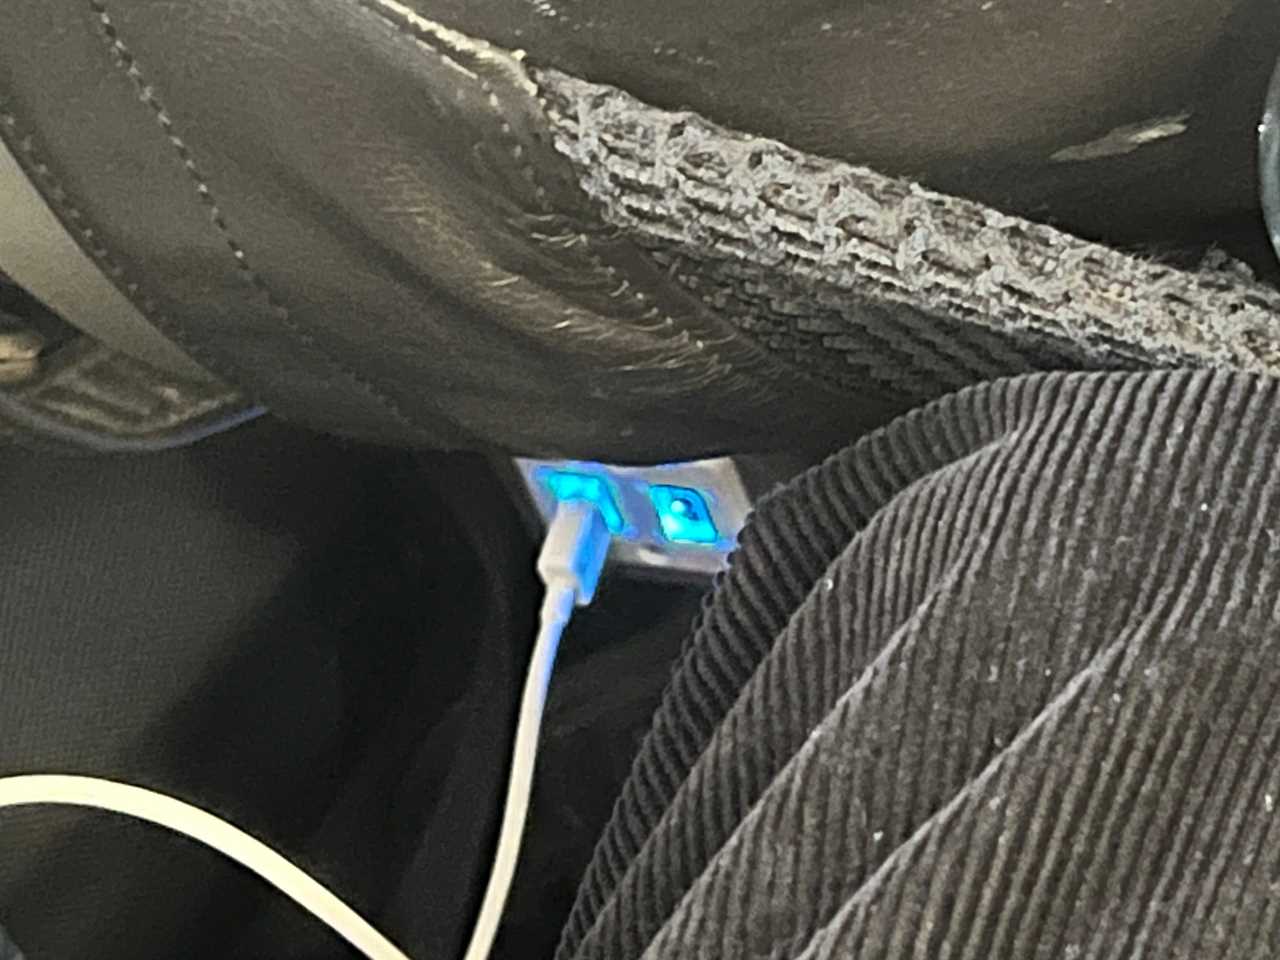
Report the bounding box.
[1,1,1276,458]
[0,0,872,460]
[424,0,1280,252]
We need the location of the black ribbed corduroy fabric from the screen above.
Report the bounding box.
[557,369,1280,959]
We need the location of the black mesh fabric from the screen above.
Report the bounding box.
[537,72,1280,410]
[0,422,538,959]
[559,369,1280,960]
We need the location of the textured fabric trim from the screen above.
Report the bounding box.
[538,71,1280,404]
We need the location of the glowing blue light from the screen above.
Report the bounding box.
[649,485,719,544]
[537,468,625,533]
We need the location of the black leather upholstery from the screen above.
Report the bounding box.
[432,0,1280,248]
[1,0,878,460]
[1,1,1276,459]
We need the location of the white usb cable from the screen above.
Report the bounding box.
[0,774,414,960]
[462,498,610,960]
[0,498,612,960]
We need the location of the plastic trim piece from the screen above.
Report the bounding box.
[0,125,208,379]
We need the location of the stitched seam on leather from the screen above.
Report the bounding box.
[352,0,551,197]
[355,0,754,380]
[88,0,441,442]
[522,68,805,389]
[0,108,232,380]
[503,77,681,337]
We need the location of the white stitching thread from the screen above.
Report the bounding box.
[88,0,442,438]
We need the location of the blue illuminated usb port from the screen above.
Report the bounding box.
[648,485,719,544]
[536,468,626,534]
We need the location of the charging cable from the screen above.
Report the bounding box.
[461,498,610,960]
[0,774,413,960]
[0,498,612,960]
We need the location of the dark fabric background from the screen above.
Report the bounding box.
[0,422,539,959]
[0,418,697,960]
